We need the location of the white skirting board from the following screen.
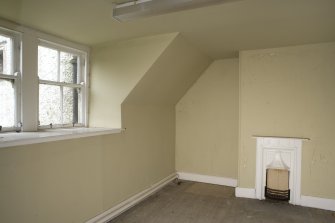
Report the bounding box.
[177,172,237,187]
[235,187,335,211]
[235,187,256,199]
[85,173,177,223]
[301,195,335,212]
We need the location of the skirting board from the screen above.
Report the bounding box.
[177,172,237,187]
[235,187,335,211]
[301,195,335,212]
[235,187,256,199]
[86,173,177,223]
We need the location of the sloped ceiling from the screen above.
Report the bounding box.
[123,34,211,106]
[0,0,335,58]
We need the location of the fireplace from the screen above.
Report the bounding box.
[254,136,307,205]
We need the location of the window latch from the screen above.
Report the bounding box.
[15,122,23,133]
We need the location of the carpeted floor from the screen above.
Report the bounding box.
[109,181,335,223]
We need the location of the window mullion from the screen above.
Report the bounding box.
[21,31,39,131]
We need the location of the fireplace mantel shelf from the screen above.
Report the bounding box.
[252,135,310,141]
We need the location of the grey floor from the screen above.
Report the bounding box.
[109,181,335,223]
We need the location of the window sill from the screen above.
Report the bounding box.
[0,127,123,148]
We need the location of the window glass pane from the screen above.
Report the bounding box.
[0,35,13,75]
[63,87,77,124]
[77,88,83,123]
[39,84,61,125]
[0,79,15,127]
[60,52,78,83]
[38,46,58,81]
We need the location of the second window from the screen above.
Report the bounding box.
[38,42,86,128]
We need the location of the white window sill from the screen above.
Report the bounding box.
[0,127,123,148]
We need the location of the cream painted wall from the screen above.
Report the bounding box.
[0,137,104,223]
[239,42,335,199]
[90,33,177,127]
[0,33,210,223]
[0,126,175,223]
[176,59,239,179]
[101,104,176,209]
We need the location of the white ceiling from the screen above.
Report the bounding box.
[1,0,335,58]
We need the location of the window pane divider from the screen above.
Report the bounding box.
[0,73,18,80]
[38,123,84,129]
[0,126,20,132]
[39,79,82,88]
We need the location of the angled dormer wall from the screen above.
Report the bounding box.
[90,33,177,127]
[90,33,211,213]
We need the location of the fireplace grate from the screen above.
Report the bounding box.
[265,186,290,201]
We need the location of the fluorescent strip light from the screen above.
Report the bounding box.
[112,0,237,21]
[115,0,153,9]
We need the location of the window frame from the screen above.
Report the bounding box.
[0,21,89,133]
[37,39,88,129]
[0,27,21,132]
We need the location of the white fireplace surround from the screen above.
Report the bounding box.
[236,136,335,211]
[255,136,305,205]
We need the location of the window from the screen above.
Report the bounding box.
[0,24,88,133]
[38,42,86,128]
[0,29,20,132]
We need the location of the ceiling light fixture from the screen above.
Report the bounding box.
[112,0,236,22]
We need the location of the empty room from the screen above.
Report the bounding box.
[0,0,335,222]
